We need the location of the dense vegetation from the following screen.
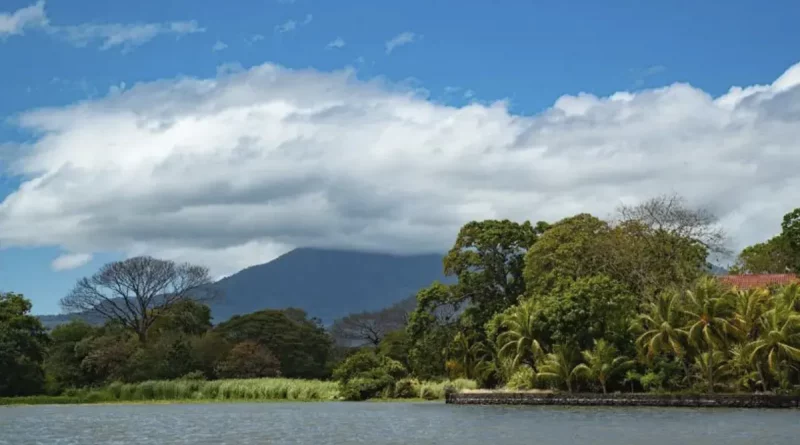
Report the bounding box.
[2,195,799,402]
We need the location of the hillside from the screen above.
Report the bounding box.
[209,248,450,323]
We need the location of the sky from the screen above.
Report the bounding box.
[1,0,799,314]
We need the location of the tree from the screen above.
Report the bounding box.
[633,291,688,360]
[149,300,213,338]
[691,351,733,393]
[681,277,737,393]
[215,308,332,379]
[746,305,800,389]
[524,213,610,296]
[216,341,281,378]
[331,298,412,347]
[61,256,216,343]
[573,339,634,394]
[615,194,727,255]
[443,219,542,328]
[782,208,800,271]
[731,236,794,274]
[0,293,49,396]
[44,321,101,391]
[496,299,544,370]
[536,344,583,393]
[535,275,637,351]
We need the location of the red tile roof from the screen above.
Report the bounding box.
[718,274,799,290]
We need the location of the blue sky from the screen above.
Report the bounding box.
[1,0,799,314]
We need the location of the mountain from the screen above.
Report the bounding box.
[209,248,450,323]
[38,248,450,328]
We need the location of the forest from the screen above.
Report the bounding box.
[2,195,799,402]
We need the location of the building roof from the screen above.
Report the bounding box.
[718,274,798,290]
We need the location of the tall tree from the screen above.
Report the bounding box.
[0,293,49,396]
[681,277,737,393]
[443,219,543,327]
[61,256,216,343]
[781,208,800,271]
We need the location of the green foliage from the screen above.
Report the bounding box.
[393,378,420,398]
[782,208,800,271]
[536,344,583,393]
[506,366,536,390]
[215,341,281,379]
[215,308,332,379]
[443,219,542,328]
[573,339,634,393]
[333,349,407,400]
[731,235,795,274]
[0,293,49,396]
[44,321,101,392]
[534,275,637,351]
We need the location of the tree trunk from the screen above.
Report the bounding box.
[707,353,714,395]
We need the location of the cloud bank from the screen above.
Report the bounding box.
[2,62,800,275]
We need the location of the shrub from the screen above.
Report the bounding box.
[394,378,419,398]
[178,371,207,381]
[506,366,536,390]
[340,376,394,401]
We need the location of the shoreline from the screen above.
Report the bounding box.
[0,396,439,407]
[446,391,800,409]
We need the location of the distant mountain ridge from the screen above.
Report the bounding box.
[39,248,451,327]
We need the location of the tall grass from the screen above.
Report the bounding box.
[1,377,478,405]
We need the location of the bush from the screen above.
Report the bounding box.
[178,371,207,381]
[506,366,536,390]
[340,376,394,401]
[394,378,419,398]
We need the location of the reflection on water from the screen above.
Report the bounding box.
[1,402,797,445]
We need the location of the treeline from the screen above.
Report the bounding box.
[0,294,334,397]
[2,195,799,400]
[397,196,800,394]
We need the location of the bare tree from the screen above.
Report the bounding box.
[616,193,728,254]
[331,296,415,347]
[61,256,218,343]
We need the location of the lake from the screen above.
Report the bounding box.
[1,402,797,444]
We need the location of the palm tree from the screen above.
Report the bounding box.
[692,350,733,392]
[776,283,800,312]
[573,339,634,394]
[747,305,800,389]
[728,343,760,391]
[732,288,770,341]
[537,344,583,393]
[497,300,544,370]
[633,291,688,360]
[681,277,737,393]
[449,331,491,380]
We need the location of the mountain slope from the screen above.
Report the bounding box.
[209,248,450,323]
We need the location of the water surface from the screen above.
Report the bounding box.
[1,402,797,444]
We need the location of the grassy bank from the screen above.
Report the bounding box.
[1,377,477,406]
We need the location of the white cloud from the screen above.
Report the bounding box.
[0,0,47,38]
[212,40,228,52]
[59,20,204,51]
[326,37,345,49]
[275,20,296,33]
[51,253,92,271]
[247,34,265,44]
[0,1,203,50]
[385,31,417,54]
[275,14,312,34]
[2,62,800,276]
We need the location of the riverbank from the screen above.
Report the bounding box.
[446,391,800,409]
[1,377,475,406]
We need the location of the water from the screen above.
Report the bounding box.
[1,402,797,444]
